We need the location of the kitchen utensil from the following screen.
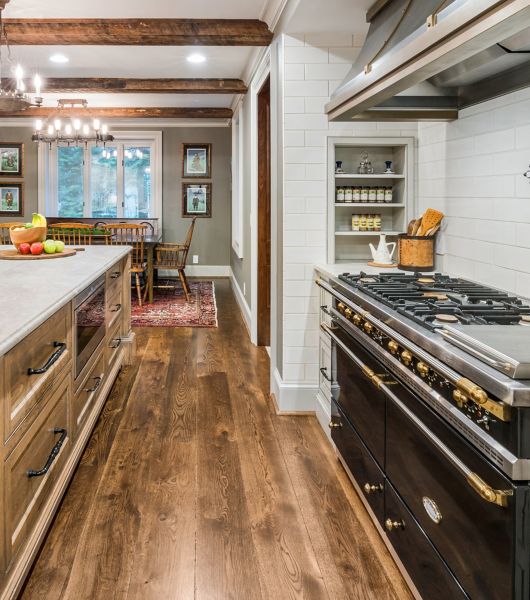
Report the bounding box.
[412,219,422,236]
[407,219,417,235]
[417,208,444,236]
[425,224,441,236]
[369,233,397,265]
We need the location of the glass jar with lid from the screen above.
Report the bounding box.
[368,187,377,203]
[344,186,353,203]
[374,214,382,231]
[351,214,360,231]
[360,187,369,202]
[359,214,368,231]
[384,186,393,203]
[336,186,345,202]
[353,186,361,202]
[376,186,385,203]
[366,214,374,231]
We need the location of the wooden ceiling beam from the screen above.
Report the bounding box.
[0,106,233,119]
[16,77,248,94]
[1,18,273,46]
[0,1,11,10]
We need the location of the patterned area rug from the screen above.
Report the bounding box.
[131,280,217,327]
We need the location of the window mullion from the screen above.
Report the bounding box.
[117,143,124,218]
[84,144,90,218]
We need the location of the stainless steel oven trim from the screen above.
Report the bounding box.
[324,311,529,480]
[325,322,514,507]
[74,276,106,379]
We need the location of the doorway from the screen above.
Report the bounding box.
[257,76,271,347]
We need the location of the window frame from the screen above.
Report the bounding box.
[39,130,162,226]
[231,103,244,259]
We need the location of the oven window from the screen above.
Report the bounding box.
[76,286,105,357]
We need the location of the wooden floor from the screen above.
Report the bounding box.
[20,279,412,600]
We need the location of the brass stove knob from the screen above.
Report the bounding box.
[337,302,345,312]
[401,350,413,366]
[328,421,343,429]
[352,314,362,326]
[416,362,430,378]
[363,321,373,334]
[470,386,488,405]
[364,483,383,494]
[344,307,353,318]
[453,389,468,408]
[388,340,399,354]
[385,518,405,532]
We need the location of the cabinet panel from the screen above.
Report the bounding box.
[4,371,71,566]
[72,350,105,438]
[106,319,122,373]
[4,304,71,444]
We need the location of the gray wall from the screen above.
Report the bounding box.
[0,125,232,267]
[0,127,39,223]
[230,96,253,305]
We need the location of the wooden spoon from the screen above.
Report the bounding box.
[417,208,444,236]
[407,219,417,235]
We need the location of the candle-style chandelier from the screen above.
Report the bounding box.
[0,5,43,112]
[31,99,114,146]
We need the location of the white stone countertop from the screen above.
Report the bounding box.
[315,262,406,280]
[0,245,130,356]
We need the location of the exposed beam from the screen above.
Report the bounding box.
[1,18,273,46]
[1,107,233,119]
[0,0,11,9]
[16,77,248,95]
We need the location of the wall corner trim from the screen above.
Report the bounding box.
[271,368,318,413]
[229,267,251,334]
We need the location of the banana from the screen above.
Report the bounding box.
[32,213,47,228]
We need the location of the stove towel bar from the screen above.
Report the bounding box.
[322,322,513,508]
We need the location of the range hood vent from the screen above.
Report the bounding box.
[326,0,530,122]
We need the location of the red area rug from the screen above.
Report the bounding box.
[131,280,217,327]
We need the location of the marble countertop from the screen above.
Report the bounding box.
[315,262,405,280]
[0,246,130,356]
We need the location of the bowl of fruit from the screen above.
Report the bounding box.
[10,213,47,250]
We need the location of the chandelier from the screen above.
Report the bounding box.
[0,5,43,112]
[31,99,114,146]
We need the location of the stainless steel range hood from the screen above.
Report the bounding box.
[326,0,530,122]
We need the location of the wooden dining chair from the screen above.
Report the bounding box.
[0,222,25,245]
[48,223,95,245]
[104,223,148,306]
[152,218,196,302]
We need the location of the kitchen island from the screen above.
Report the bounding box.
[0,246,134,600]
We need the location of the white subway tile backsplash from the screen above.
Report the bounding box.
[284,113,329,130]
[284,346,319,365]
[284,196,306,213]
[284,46,329,64]
[284,164,306,180]
[305,164,327,181]
[284,279,316,297]
[285,80,330,98]
[473,129,515,156]
[284,230,307,246]
[284,131,305,147]
[285,147,325,164]
[494,244,530,272]
[328,46,361,63]
[284,64,305,81]
[285,180,326,197]
[284,211,327,230]
[284,264,306,280]
[305,197,327,213]
[284,97,305,113]
[284,35,305,47]
[305,97,330,114]
[305,33,353,47]
[515,124,530,150]
[305,63,351,81]
[304,131,329,147]
[328,80,344,95]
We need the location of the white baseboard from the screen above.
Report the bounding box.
[229,267,251,333]
[158,265,230,278]
[271,368,318,413]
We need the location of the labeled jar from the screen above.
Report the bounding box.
[368,187,377,203]
[360,187,369,202]
[376,186,385,203]
[353,186,361,202]
[374,214,382,231]
[366,214,374,231]
[351,214,360,231]
[384,186,393,203]
[359,214,368,231]
[344,186,353,203]
[336,186,345,202]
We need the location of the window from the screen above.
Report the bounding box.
[41,132,161,222]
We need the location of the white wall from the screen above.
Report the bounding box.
[278,32,417,410]
[418,87,530,296]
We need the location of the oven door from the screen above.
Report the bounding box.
[74,276,106,379]
[330,323,387,467]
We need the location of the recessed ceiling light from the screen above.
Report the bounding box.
[187,53,206,64]
[49,54,69,64]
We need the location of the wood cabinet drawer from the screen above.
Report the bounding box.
[72,351,105,438]
[4,371,71,566]
[4,304,71,443]
[106,283,123,331]
[106,319,122,372]
[106,259,125,297]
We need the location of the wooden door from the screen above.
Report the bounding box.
[257,76,271,347]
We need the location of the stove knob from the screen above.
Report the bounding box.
[470,386,488,405]
[401,350,413,366]
[363,321,373,334]
[337,302,345,312]
[328,420,343,429]
[344,308,353,318]
[364,483,383,494]
[385,518,405,532]
[353,314,362,326]
[388,340,399,354]
[453,389,467,408]
[416,362,430,378]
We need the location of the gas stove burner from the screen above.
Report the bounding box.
[435,314,459,323]
[417,278,435,284]
[359,277,377,283]
[423,292,449,301]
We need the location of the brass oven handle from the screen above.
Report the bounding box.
[322,322,513,509]
[27,428,67,478]
[27,341,67,375]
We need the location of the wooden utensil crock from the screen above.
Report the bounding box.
[398,234,435,272]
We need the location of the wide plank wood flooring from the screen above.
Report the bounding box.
[20,279,412,600]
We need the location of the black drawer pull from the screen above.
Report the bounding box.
[27,428,67,478]
[110,338,122,349]
[111,303,122,313]
[110,271,121,279]
[84,376,102,393]
[320,367,332,382]
[27,342,66,375]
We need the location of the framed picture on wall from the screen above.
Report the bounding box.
[182,183,211,218]
[0,183,23,216]
[182,143,211,178]
[0,143,23,178]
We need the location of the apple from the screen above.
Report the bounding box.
[54,240,65,253]
[30,242,44,255]
[43,239,56,254]
[24,223,34,229]
[19,242,31,255]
